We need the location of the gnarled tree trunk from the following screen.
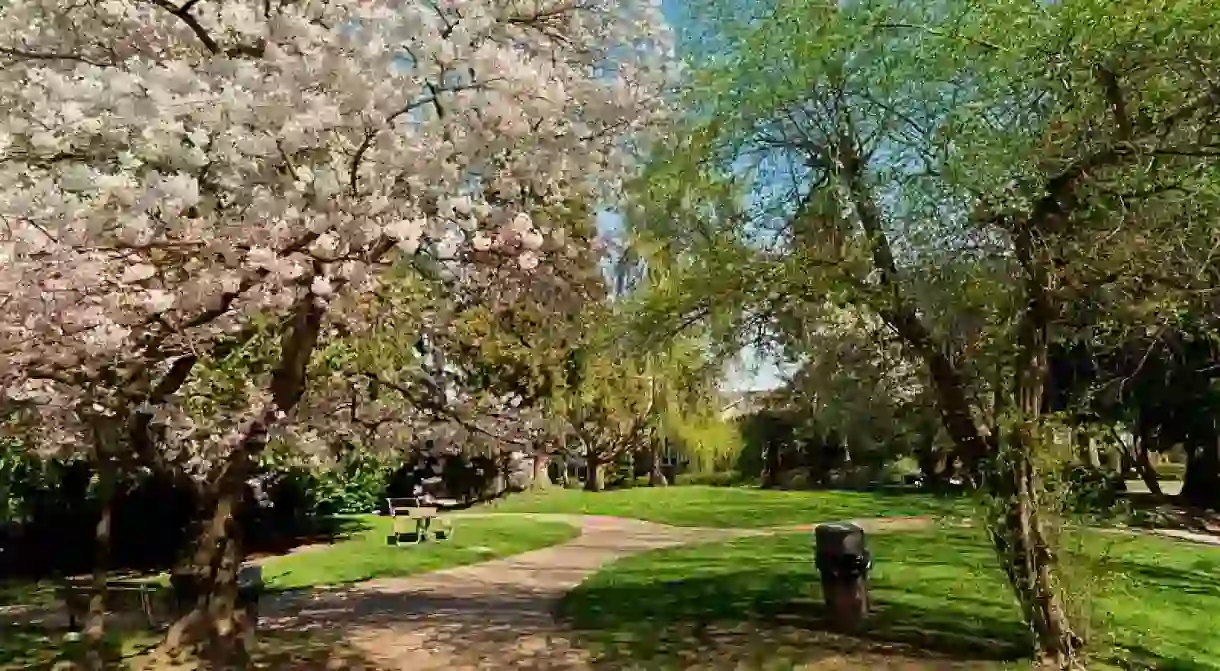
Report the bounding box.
[584,452,604,492]
[161,445,256,666]
[159,295,325,666]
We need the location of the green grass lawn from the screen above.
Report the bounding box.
[0,515,580,603]
[560,527,1220,670]
[259,514,579,590]
[480,485,975,528]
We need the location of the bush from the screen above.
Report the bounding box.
[672,470,748,487]
[1059,464,1125,515]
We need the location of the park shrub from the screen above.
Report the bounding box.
[672,470,749,487]
[0,452,396,578]
[0,441,541,578]
[1054,464,1126,517]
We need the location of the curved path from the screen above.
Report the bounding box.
[262,515,762,670]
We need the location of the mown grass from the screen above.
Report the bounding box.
[259,514,579,590]
[480,485,975,528]
[561,527,1220,670]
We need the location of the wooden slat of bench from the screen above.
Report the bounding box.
[385,497,421,513]
[407,507,437,518]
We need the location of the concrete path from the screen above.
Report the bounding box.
[261,515,755,670]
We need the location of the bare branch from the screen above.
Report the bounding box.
[145,0,219,54]
[0,45,112,67]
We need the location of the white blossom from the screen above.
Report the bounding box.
[0,0,677,467]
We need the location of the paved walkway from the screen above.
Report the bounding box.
[262,515,758,670]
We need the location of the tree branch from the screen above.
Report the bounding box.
[362,372,529,446]
[0,46,112,67]
[1095,64,1133,141]
[146,0,220,55]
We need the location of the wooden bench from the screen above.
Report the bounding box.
[386,497,454,545]
[58,566,264,631]
[56,578,167,631]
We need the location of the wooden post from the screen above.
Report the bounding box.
[814,522,871,632]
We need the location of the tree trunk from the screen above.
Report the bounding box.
[834,134,1079,664]
[762,439,781,489]
[531,451,552,490]
[584,453,604,492]
[1181,430,1220,510]
[161,474,248,666]
[152,288,328,667]
[1131,421,1163,498]
[159,409,275,666]
[85,448,116,670]
[990,430,1082,668]
[648,440,668,487]
[1074,427,1100,470]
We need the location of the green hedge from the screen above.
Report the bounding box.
[672,471,752,487]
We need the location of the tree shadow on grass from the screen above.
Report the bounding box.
[1100,559,1220,600]
[0,621,389,670]
[1117,644,1220,671]
[263,581,596,670]
[559,570,1027,670]
[245,515,374,561]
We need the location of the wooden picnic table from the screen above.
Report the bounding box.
[385,497,454,544]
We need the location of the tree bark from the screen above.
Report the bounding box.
[992,212,1082,668]
[85,445,116,670]
[762,438,781,489]
[1131,421,1163,498]
[1181,429,1220,510]
[648,440,668,487]
[531,451,552,489]
[161,449,253,667]
[990,430,1082,668]
[1074,427,1100,470]
[833,134,1081,664]
[584,452,604,492]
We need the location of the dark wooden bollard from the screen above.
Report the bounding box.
[814,522,871,632]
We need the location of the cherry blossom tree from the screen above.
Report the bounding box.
[0,0,675,661]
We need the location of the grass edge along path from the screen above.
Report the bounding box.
[258,513,581,590]
[559,525,1220,671]
[0,515,581,670]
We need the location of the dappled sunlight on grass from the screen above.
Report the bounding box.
[0,625,158,670]
[0,620,393,669]
[561,527,1220,670]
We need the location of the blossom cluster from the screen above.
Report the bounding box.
[0,0,675,459]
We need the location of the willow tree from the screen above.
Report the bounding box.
[632,0,1220,666]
